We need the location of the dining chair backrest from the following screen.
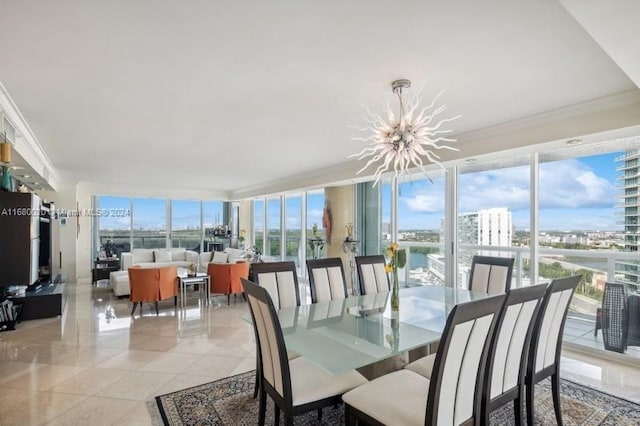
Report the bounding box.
[355,255,389,295]
[426,294,505,426]
[528,276,580,376]
[482,283,547,422]
[242,278,293,405]
[251,261,301,310]
[469,255,515,294]
[306,257,348,303]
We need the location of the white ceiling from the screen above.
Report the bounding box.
[1,0,639,199]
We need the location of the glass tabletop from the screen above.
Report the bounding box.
[272,285,491,375]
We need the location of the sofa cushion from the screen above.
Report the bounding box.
[227,248,246,263]
[199,252,213,270]
[169,248,186,261]
[212,251,229,263]
[154,250,172,263]
[132,249,154,263]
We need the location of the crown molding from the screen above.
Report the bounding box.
[0,81,59,190]
[230,89,640,200]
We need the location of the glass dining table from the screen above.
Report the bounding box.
[267,285,492,375]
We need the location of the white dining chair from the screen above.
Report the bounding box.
[342,294,505,426]
[481,283,548,424]
[355,255,390,295]
[242,278,367,426]
[306,257,348,303]
[469,255,515,294]
[525,275,580,426]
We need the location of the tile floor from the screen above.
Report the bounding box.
[1,282,639,425]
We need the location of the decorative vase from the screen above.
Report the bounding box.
[391,268,400,314]
[1,166,12,192]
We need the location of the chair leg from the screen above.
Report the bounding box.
[284,414,293,426]
[130,301,138,316]
[551,373,563,426]
[274,402,280,425]
[258,389,267,426]
[345,404,356,426]
[174,295,177,306]
[154,301,159,315]
[227,294,231,305]
[526,381,535,426]
[514,396,524,426]
[253,359,260,399]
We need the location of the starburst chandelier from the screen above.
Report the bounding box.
[350,79,460,186]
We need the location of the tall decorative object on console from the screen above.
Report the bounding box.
[341,223,360,295]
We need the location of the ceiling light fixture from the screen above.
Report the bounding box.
[465,158,477,164]
[350,79,460,186]
[565,139,583,147]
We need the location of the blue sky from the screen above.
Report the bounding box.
[396,152,621,231]
[100,152,622,233]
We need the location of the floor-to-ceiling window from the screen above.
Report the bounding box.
[457,157,531,288]
[171,200,201,250]
[253,199,265,254]
[306,190,325,259]
[96,196,131,258]
[203,201,225,251]
[266,197,281,259]
[285,194,302,267]
[132,198,167,249]
[397,172,446,286]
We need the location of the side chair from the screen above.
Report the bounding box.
[250,261,301,398]
[525,275,580,426]
[469,255,515,294]
[355,255,390,295]
[342,294,505,426]
[306,257,349,302]
[481,283,548,424]
[242,278,367,426]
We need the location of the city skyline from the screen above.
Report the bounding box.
[99,151,621,233]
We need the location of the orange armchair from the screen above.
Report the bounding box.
[208,261,250,305]
[128,265,178,316]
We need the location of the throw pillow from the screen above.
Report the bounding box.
[212,251,229,263]
[154,250,172,263]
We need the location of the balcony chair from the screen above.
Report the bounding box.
[481,283,548,424]
[469,255,515,294]
[601,282,628,353]
[525,275,580,426]
[355,255,389,295]
[208,261,250,305]
[250,261,302,398]
[342,294,505,426]
[128,265,178,316]
[306,257,348,303]
[241,278,367,426]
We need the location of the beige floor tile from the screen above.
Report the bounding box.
[48,367,130,396]
[49,345,122,367]
[153,373,220,395]
[0,387,39,412]
[1,364,88,391]
[95,370,175,400]
[0,361,43,385]
[111,401,155,426]
[94,349,164,370]
[181,354,246,380]
[0,391,87,425]
[169,336,225,354]
[47,395,140,426]
[136,351,201,374]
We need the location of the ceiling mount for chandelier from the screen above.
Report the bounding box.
[350,78,460,186]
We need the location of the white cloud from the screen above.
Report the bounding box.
[403,194,444,213]
[539,159,614,209]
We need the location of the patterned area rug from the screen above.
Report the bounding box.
[154,371,640,425]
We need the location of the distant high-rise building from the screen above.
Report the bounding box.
[615,149,640,291]
[458,207,513,247]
